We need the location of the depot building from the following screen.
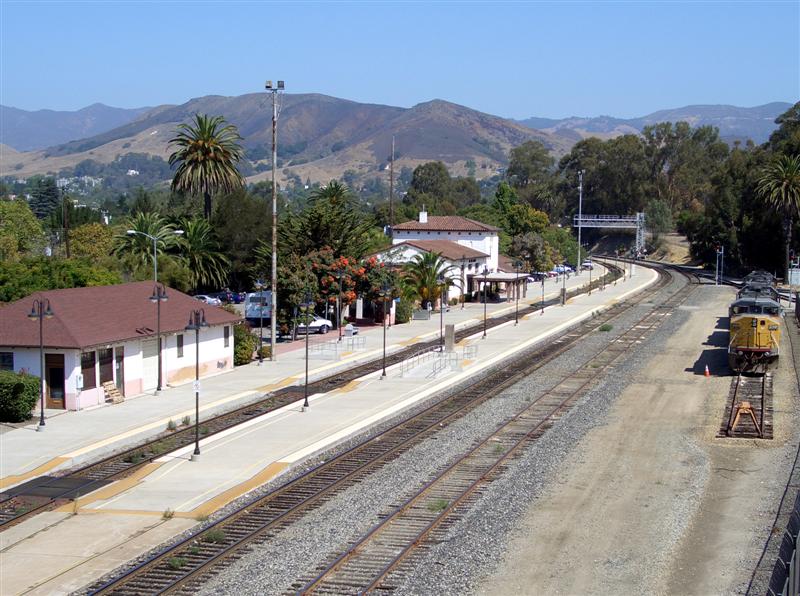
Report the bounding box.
[0,282,241,411]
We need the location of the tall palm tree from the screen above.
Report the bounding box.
[168,114,245,220]
[403,252,457,309]
[112,212,183,278]
[756,154,800,280]
[176,218,231,292]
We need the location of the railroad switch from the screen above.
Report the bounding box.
[728,401,763,438]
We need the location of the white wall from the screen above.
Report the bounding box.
[391,229,499,272]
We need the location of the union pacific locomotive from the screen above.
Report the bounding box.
[728,271,782,373]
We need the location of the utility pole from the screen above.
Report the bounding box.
[62,192,70,258]
[266,80,284,362]
[389,135,395,232]
[576,169,584,276]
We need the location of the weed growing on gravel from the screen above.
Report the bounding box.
[493,443,505,455]
[181,416,191,426]
[195,513,209,522]
[188,545,201,555]
[168,557,186,570]
[162,508,175,520]
[427,498,449,513]
[166,419,178,431]
[599,323,613,332]
[202,529,226,543]
[200,426,210,436]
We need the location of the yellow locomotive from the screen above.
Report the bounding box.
[728,271,782,373]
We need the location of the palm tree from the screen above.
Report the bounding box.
[168,114,245,220]
[756,154,800,280]
[112,212,183,278]
[176,218,231,292]
[403,252,457,309]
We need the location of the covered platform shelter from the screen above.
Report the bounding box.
[469,272,529,302]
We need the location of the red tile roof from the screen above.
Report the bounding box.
[393,216,500,233]
[395,240,488,261]
[0,282,242,350]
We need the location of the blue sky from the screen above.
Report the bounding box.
[1,1,797,118]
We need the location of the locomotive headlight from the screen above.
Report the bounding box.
[738,350,744,356]
[769,325,779,330]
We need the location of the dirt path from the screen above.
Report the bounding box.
[476,286,798,595]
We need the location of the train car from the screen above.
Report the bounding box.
[728,272,782,373]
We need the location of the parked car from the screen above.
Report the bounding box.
[297,314,334,334]
[244,291,272,325]
[581,260,594,270]
[194,294,222,306]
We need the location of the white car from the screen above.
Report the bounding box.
[297,314,334,334]
[581,260,594,270]
[194,294,222,306]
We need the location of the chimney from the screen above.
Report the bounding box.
[419,206,428,224]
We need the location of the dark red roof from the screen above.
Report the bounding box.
[0,282,242,350]
[393,216,500,233]
[396,240,488,260]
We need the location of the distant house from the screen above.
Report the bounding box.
[0,282,241,411]
[126,169,139,176]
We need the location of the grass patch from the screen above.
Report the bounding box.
[162,508,175,520]
[166,419,177,431]
[181,415,191,426]
[188,545,201,555]
[123,452,144,464]
[427,498,449,513]
[200,426,210,436]
[167,556,187,570]
[492,443,505,455]
[195,513,209,522]
[201,529,226,544]
[598,323,613,332]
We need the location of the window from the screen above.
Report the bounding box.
[224,326,230,348]
[177,334,184,358]
[81,351,97,389]
[0,352,13,371]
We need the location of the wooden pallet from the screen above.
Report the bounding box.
[102,381,124,404]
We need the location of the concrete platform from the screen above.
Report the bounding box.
[0,265,660,595]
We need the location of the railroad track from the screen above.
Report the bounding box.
[293,267,697,594]
[0,265,623,531]
[719,373,773,439]
[85,265,690,595]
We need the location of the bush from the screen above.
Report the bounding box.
[449,297,459,306]
[257,345,272,360]
[233,323,257,366]
[395,299,413,324]
[0,370,39,422]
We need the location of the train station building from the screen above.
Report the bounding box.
[0,282,241,411]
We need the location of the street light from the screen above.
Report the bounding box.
[562,265,567,306]
[255,279,265,364]
[588,253,592,295]
[336,268,345,342]
[460,254,466,310]
[514,260,522,325]
[540,276,545,316]
[437,274,446,350]
[377,282,391,378]
[127,228,183,393]
[576,169,585,276]
[265,79,285,363]
[28,298,53,430]
[482,266,489,339]
[299,292,312,410]
[185,309,208,460]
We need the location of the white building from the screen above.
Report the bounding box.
[0,282,241,412]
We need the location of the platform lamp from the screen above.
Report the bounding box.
[561,264,567,306]
[149,284,169,392]
[514,260,522,325]
[541,276,545,316]
[482,266,489,339]
[588,253,592,295]
[28,298,54,430]
[300,292,313,410]
[460,254,466,309]
[336,267,345,342]
[185,309,208,460]
[377,282,392,379]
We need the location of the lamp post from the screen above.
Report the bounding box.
[460,254,466,309]
[437,274,446,350]
[588,253,592,295]
[482,266,489,339]
[336,268,345,342]
[300,292,312,410]
[28,298,53,430]
[576,169,585,276]
[378,283,391,378]
[541,276,545,315]
[126,228,183,393]
[614,250,618,286]
[265,79,285,362]
[255,279,265,363]
[185,309,208,459]
[562,265,567,305]
[514,260,522,325]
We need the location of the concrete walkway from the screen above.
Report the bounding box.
[0,264,659,596]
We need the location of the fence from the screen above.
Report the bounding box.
[308,340,340,360]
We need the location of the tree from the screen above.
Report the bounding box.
[176,218,230,291]
[29,177,59,219]
[0,256,121,303]
[0,199,45,261]
[70,223,114,261]
[111,212,183,279]
[168,114,245,220]
[769,102,800,158]
[507,141,554,188]
[756,154,800,279]
[403,252,457,309]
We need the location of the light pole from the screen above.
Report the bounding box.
[300,292,312,410]
[28,298,53,430]
[265,79,285,363]
[541,276,545,315]
[576,169,585,275]
[588,253,592,295]
[185,309,208,459]
[437,274,446,350]
[482,266,489,339]
[378,283,391,378]
[336,268,345,342]
[460,254,466,309]
[562,265,567,305]
[255,279,265,363]
[514,260,522,325]
[126,228,183,393]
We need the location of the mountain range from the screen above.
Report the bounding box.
[0,95,791,186]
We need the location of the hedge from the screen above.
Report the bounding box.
[395,299,413,324]
[233,323,257,366]
[0,370,40,422]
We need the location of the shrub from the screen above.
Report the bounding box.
[168,556,186,570]
[166,419,177,431]
[201,529,226,543]
[233,323,257,366]
[394,299,413,324]
[258,345,271,360]
[0,370,39,422]
[449,297,459,306]
[598,324,613,332]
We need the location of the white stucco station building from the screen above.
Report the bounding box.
[379,211,527,302]
[0,282,241,411]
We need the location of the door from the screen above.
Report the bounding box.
[115,347,125,395]
[45,353,65,409]
[141,339,158,391]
